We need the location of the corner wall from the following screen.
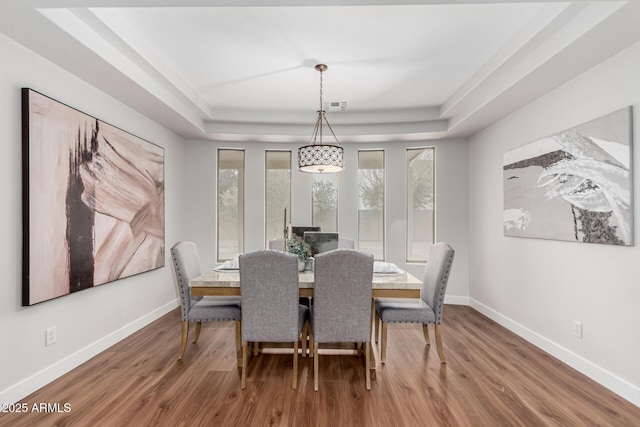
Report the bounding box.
[0,35,183,404]
[469,39,640,405]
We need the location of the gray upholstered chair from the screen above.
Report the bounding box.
[171,241,241,361]
[311,249,374,391]
[338,237,355,249]
[267,237,285,251]
[239,250,310,390]
[271,236,312,308]
[375,242,455,364]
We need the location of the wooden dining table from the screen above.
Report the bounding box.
[189,268,423,375]
[190,269,422,298]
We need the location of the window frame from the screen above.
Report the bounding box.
[311,173,339,232]
[357,149,385,260]
[264,150,292,248]
[406,146,435,263]
[216,148,245,262]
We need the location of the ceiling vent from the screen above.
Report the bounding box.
[323,101,348,112]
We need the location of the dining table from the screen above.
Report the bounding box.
[190,269,422,298]
[189,267,423,375]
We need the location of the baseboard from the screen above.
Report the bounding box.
[0,299,179,405]
[444,295,469,305]
[469,298,640,407]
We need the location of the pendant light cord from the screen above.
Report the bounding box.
[319,67,324,112]
[308,64,340,147]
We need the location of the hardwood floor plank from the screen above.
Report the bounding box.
[2,306,638,427]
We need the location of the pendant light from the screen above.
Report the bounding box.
[297,64,344,173]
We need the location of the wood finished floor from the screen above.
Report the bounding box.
[2,305,638,426]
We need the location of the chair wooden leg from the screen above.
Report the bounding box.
[193,321,202,343]
[241,341,248,389]
[356,342,362,357]
[235,321,242,353]
[309,329,314,359]
[253,341,259,356]
[370,298,375,340]
[313,342,319,392]
[374,311,380,343]
[177,321,189,360]
[422,323,431,346]
[369,340,376,372]
[381,322,388,364]
[301,322,308,358]
[365,342,371,391]
[435,324,446,364]
[293,340,299,390]
[235,321,242,368]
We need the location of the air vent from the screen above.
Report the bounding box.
[323,101,348,112]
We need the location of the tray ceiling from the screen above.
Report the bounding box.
[2,1,640,142]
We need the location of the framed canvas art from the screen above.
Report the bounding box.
[22,88,165,305]
[503,107,633,246]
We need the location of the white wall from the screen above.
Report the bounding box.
[182,138,470,302]
[469,40,640,405]
[0,35,182,404]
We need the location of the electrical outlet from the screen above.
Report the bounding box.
[572,321,583,339]
[45,326,57,346]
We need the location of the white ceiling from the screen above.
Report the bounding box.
[2,1,640,143]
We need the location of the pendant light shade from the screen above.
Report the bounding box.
[297,64,344,173]
[298,144,343,173]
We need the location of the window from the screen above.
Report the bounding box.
[406,148,434,262]
[217,149,244,261]
[358,150,384,260]
[312,173,338,232]
[265,151,291,246]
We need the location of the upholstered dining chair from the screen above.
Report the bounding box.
[271,236,312,309]
[268,237,285,251]
[374,242,455,364]
[311,249,374,391]
[171,241,242,361]
[338,238,355,249]
[239,250,310,390]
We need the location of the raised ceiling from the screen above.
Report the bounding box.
[2,0,640,143]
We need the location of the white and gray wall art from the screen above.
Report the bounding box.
[503,107,633,245]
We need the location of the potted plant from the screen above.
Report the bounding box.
[286,239,312,271]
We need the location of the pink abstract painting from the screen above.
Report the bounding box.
[22,89,165,305]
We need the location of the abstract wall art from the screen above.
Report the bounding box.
[503,107,633,246]
[22,89,165,306]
